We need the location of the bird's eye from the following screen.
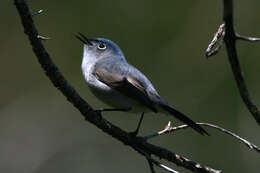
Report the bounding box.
[98,43,106,50]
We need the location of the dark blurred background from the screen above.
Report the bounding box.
[1,0,260,173]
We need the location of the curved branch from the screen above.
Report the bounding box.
[14,0,220,173]
[223,0,260,125]
[145,122,260,153]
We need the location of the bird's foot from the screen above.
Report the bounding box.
[129,112,144,137]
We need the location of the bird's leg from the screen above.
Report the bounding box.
[130,112,145,137]
[95,107,132,113]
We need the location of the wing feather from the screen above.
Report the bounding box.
[94,66,158,112]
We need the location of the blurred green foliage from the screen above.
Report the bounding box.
[1,0,260,173]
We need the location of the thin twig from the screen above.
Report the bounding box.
[205,24,225,58]
[236,34,260,42]
[14,0,220,173]
[144,121,172,139]
[31,9,43,16]
[147,158,156,173]
[141,151,180,173]
[147,156,179,173]
[145,122,260,153]
[37,35,50,40]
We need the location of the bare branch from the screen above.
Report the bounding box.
[205,24,225,58]
[145,122,260,153]
[14,0,220,173]
[222,0,260,125]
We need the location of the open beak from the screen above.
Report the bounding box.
[75,32,93,46]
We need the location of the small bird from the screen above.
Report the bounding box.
[76,33,208,135]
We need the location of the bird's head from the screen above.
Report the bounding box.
[76,33,125,63]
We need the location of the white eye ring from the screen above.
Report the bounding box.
[98,43,106,50]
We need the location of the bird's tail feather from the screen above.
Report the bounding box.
[159,104,209,136]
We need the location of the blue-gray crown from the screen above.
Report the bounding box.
[92,38,125,57]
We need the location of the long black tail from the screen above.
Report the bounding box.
[159,104,209,136]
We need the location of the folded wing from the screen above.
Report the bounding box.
[94,62,208,135]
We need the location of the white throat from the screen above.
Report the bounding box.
[81,45,97,82]
[81,45,112,93]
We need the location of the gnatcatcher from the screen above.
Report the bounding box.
[76,33,208,135]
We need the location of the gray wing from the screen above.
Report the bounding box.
[93,60,164,112]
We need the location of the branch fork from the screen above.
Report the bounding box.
[205,0,260,126]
